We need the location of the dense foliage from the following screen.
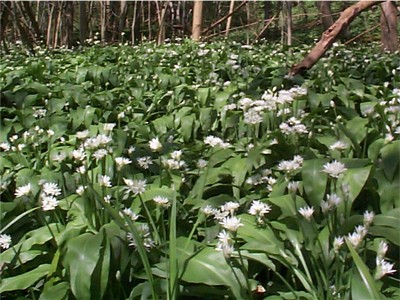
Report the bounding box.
[0,40,399,300]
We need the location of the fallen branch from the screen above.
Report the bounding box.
[289,0,383,77]
[202,0,248,35]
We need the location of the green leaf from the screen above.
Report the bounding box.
[39,282,69,300]
[340,164,372,203]
[63,232,103,299]
[177,239,245,299]
[0,264,51,293]
[346,239,382,300]
[380,141,400,182]
[301,159,328,208]
[238,214,283,255]
[267,195,308,219]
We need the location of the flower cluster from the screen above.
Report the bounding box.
[40,182,61,211]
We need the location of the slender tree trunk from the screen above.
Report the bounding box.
[119,0,128,41]
[157,1,168,45]
[79,1,88,45]
[380,0,398,52]
[100,0,107,43]
[225,0,235,37]
[61,1,73,47]
[21,1,42,40]
[131,1,138,44]
[192,0,203,41]
[290,0,383,76]
[0,1,11,46]
[286,1,292,46]
[316,1,334,30]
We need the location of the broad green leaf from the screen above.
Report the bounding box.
[63,232,103,300]
[0,264,51,293]
[238,214,283,255]
[301,159,328,208]
[380,141,400,182]
[267,195,308,219]
[177,239,245,299]
[39,282,69,300]
[340,164,372,204]
[346,239,382,300]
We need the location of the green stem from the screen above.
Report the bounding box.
[139,194,161,245]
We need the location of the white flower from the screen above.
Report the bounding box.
[347,231,363,248]
[322,160,347,178]
[377,241,389,260]
[0,142,10,151]
[355,225,367,238]
[76,165,86,174]
[298,206,314,221]
[221,201,240,216]
[329,141,348,151]
[287,181,300,194]
[244,109,263,125]
[197,159,208,169]
[374,259,396,280]
[76,185,86,195]
[153,196,170,208]
[170,150,183,161]
[41,195,59,211]
[320,200,331,214]
[327,193,342,207]
[219,216,243,232]
[202,205,214,216]
[123,178,146,195]
[42,182,62,196]
[149,137,162,152]
[333,236,344,253]
[103,123,116,132]
[99,175,112,187]
[93,149,108,160]
[47,129,55,137]
[363,211,375,227]
[115,157,132,170]
[76,130,89,139]
[72,148,86,161]
[15,183,32,197]
[52,152,67,163]
[216,230,234,258]
[248,200,271,217]
[117,111,125,119]
[137,156,153,169]
[204,135,223,147]
[0,234,12,249]
[121,208,139,221]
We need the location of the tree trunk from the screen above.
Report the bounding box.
[225,0,235,37]
[192,0,203,41]
[119,0,128,41]
[316,1,334,30]
[286,1,292,46]
[79,1,88,45]
[100,0,107,43]
[157,1,168,45]
[0,1,11,46]
[380,0,398,52]
[290,0,383,77]
[21,1,42,40]
[61,1,73,47]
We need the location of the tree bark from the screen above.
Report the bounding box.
[290,0,383,77]
[192,0,203,41]
[79,1,88,45]
[61,1,73,48]
[316,1,334,30]
[380,0,398,52]
[225,0,235,37]
[0,1,11,46]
